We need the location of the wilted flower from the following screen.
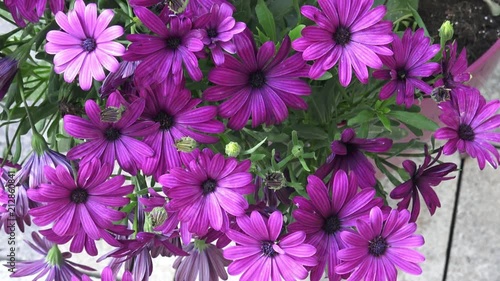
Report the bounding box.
[434,42,471,91]
[99,61,140,98]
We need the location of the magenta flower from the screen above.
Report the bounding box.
[72,267,132,281]
[292,0,393,86]
[390,146,457,222]
[289,172,383,281]
[373,28,441,107]
[27,160,133,244]
[139,82,225,180]
[204,30,311,130]
[224,210,317,281]
[435,87,500,169]
[63,97,156,175]
[99,60,139,98]
[159,148,254,235]
[194,3,246,65]
[0,56,18,101]
[336,207,425,280]
[123,8,204,85]
[4,0,64,27]
[11,232,95,280]
[129,0,234,19]
[434,42,471,90]
[315,128,393,189]
[45,0,124,90]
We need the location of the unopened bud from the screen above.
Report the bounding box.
[175,137,197,153]
[291,145,303,157]
[225,142,241,157]
[439,21,454,44]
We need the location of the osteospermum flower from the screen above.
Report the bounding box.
[72,267,133,281]
[123,8,204,85]
[292,0,393,86]
[435,87,500,169]
[390,146,457,222]
[11,232,95,280]
[27,160,133,241]
[204,30,311,130]
[336,207,425,280]
[289,172,383,281]
[224,211,317,281]
[315,128,393,189]
[434,42,471,91]
[159,148,254,235]
[139,82,224,180]
[4,0,64,27]
[45,0,125,90]
[373,28,440,107]
[64,96,156,175]
[194,3,246,65]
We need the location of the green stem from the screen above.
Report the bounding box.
[18,75,38,134]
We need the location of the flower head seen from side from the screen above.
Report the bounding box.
[11,232,95,280]
[194,3,246,65]
[45,0,125,90]
[223,210,317,281]
[435,87,500,169]
[72,267,133,281]
[63,96,156,175]
[123,8,204,86]
[204,29,311,130]
[4,0,64,27]
[315,128,393,189]
[289,172,383,281]
[434,41,471,91]
[390,146,457,222]
[336,207,425,280]
[373,28,441,108]
[292,0,393,86]
[139,82,225,180]
[27,160,133,248]
[159,148,254,236]
[0,56,19,101]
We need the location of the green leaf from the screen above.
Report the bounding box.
[289,24,305,41]
[375,158,402,187]
[388,110,439,131]
[385,0,419,21]
[348,110,374,125]
[377,113,392,132]
[407,4,430,37]
[256,0,277,41]
[316,71,333,81]
[292,124,328,140]
[243,137,268,154]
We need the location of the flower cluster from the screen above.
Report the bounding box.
[1,0,499,280]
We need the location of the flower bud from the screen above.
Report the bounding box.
[439,21,454,44]
[45,245,63,266]
[225,142,241,157]
[175,137,197,153]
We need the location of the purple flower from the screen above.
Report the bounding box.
[27,160,133,247]
[224,210,317,281]
[434,42,471,91]
[0,56,18,101]
[139,82,225,180]
[72,267,133,281]
[194,3,246,65]
[173,230,230,281]
[292,0,393,86]
[315,128,393,189]
[390,146,457,222]
[99,61,140,98]
[435,87,500,169]
[336,207,425,279]
[63,96,156,175]
[123,8,204,85]
[204,30,311,130]
[45,0,124,90]
[159,148,254,236]
[4,0,64,27]
[373,28,441,107]
[289,172,383,281]
[10,232,95,280]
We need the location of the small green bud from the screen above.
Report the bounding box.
[225,142,241,157]
[175,137,197,153]
[291,145,303,158]
[31,132,49,155]
[439,21,454,44]
[45,245,63,266]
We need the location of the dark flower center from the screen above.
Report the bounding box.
[105,127,121,141]
[458,124,475,141]
[82,38,97,52]
[207,28,218,38]
[397,69,407,81]
[166,37,181,50]
[261,241,278,257]
[322,215,342,235]
[249,71,266,88]
[368,235,388,257]
[71,188,89,204]
[153,111,174,130]
[202,179,217,195]
[344,143,358,155]
[333,26,351,46]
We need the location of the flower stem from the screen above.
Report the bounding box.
[18,75,37,134]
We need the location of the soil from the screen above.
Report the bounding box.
[419,0,499,63]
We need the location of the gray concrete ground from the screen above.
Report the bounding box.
[1,15,500,281]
